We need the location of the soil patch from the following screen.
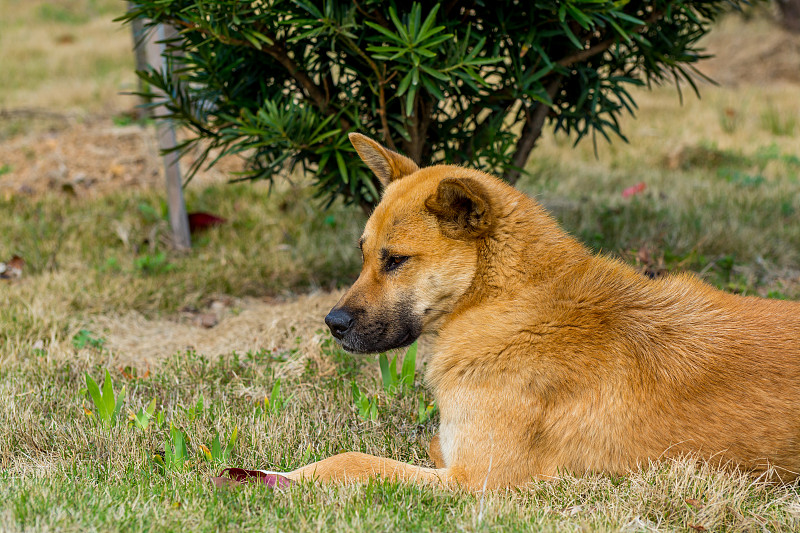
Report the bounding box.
[0,113,243,200]
[89,291,342,374]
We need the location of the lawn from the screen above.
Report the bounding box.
[1,1,800,531]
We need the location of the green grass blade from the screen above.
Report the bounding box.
[401,342,417,388]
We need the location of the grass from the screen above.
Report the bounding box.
[2,4,800,531]
[3,343,800,532]
[0,183,365,362]
[0,0,135,117]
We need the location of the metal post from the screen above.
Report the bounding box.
[131,19,191,250]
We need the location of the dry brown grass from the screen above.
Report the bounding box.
[0,0,135,113]
[88,292,343,372]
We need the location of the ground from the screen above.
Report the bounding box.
[2,1,800,531]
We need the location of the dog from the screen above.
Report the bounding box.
[279,133,800,489]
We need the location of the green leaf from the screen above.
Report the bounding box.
[334,151,349,184]
[364,21,404,44]
[387,6,409,42]
[119,0,738,211]
[419,64,449,82]
[417,4,442,41]
[566,4,593,30]
[610,10,645,26]
[405,72,418,115]
[101,369,116,425]
[420,76,445,100]
[269,380,283,413]
[397,70,414,96]
[379,353,392,390]
[401,341,417,388]
[561,20,584,49]
[85,372,107,422]
[112,386,126,426]
[292,0,323,19]
[211,433,222,459]
[225,426,238,459]
[599,13,631,43]
[241,30,263,50]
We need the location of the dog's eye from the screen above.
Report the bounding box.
[385,255,409,272]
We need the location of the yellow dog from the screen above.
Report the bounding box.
[282,133,800,489]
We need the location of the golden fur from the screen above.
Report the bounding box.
[284,133,800,489]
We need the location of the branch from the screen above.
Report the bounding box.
[504,76,563,186]
[556,37,618,68]
[170,19,330,113]
[338,33,396,150]
[264,44,330,113]
[555,10,663,68]
[460,97,515,161]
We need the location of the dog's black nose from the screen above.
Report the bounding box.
[325,308,354,339]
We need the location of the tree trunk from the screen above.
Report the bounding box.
[777,0,800,32]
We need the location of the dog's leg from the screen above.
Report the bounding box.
[285,452,451,487]
[428,434,446,468]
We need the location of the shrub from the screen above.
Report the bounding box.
[121,0,744,211]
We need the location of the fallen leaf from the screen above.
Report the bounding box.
[55,34,75,44]
[109,164,125,178]
[7,255,23,270]
[188,212,227,233]
[621,182,646,198]
[120,366,151,380]
[195,313,218,329]
[0,255,24,279]
[199,444,213,462]
[637,246,651,265]
[211,468,294,489]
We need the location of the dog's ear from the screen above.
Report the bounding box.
[349,133,419,187]
[425,177,495,239]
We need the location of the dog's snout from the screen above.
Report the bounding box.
[325,308,354,339]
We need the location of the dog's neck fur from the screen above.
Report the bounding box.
[454,180,591,311]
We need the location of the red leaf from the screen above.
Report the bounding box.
[188,212,227,233]
[0,255,25,279]
[621,182,646,198]
[211,468,294,489]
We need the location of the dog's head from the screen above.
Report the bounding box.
[325,133,498,353]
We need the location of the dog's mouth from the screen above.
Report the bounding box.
[325,302,422,354]
[338,329,418,354]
